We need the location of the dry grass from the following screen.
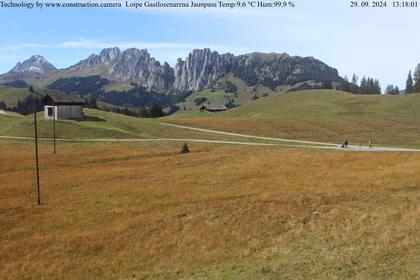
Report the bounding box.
[1,142,420,279]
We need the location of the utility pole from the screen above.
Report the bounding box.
[53,106,56,154]
[30,86,41,205]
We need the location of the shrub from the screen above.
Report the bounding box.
[180,143,190,154]
[321,80,333,89]
[149,104,165,118]
[0,101,6,110]
[194,97,208,105]
[224,81,238,93]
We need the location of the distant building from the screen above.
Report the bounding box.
[43,94,85,120]
[200,104,228,113]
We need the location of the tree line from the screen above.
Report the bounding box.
[103,104,165,118]
[405,63,420,94]
[334,62,420,95]
[385,64,420,95]
[336,74,381,94]
[8,96,43,115]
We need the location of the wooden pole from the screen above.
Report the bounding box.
[53,106,56,154]
[31,86,41,205]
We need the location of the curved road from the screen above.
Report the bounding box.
[0,135,339,150]
[1,121,419,152]
[158,122,420,153]
[1,134,419,153]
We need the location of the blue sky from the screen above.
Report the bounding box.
[0,0,419,88]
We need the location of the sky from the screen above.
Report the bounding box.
[0,0,419,88]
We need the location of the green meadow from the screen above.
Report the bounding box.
[168,90,420,148]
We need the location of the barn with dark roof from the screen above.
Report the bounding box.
[199,104,228,113]
[43,94,85,120]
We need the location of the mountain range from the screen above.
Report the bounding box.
[0,47,342,95]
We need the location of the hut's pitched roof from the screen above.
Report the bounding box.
[201,105,228,111]
[43,94,85,105]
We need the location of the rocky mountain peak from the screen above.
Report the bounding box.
[64,48,173,93]
[1,48,342,95]
[174,49,341,91]
[116,48,154,66]
[99,47,121,64]
[174,48,235,92]
[11,55,56,74]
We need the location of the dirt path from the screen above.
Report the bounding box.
[158,122,420,153]
[0,135,334,149]
[1,134,420,152]
[159,122,339,146]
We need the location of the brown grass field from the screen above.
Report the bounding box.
[1,142,420,279]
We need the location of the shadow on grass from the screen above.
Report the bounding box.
[75,116,106,122]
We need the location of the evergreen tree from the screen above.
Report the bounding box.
[358,76,381,94]
[90,97,97,108]
[321,80,333,89]
[351,74,358,85]
[406,71,414,93]
[395,86,400,95]
[413,64,420,93]
[367,77,374,94]
[385,85,395,95]
[339,77,351,93]
[224,81,238,93]
[350,74,359,93]
[359,76,367,93]
[373,79,381,94]
[149,104,164,118]
[137,107,149,118]
[84,96,97,108]
[10,95,42,115]
[0,101,7,110]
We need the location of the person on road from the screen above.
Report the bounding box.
[341,140,349,149]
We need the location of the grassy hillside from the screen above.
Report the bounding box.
[168,90,420,148]
[103,81,135,92]
[175,79,321,113]
[175,76,277,113]
[0,86,31,107]
[4,87,420,148]
[0,108,284,144]
[223,89,420,119]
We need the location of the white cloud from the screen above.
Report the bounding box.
[0,39,259,66]
[0,39,222,51]
[56,39,222,50]
[0,39,256,70]
[0,43,47,51]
